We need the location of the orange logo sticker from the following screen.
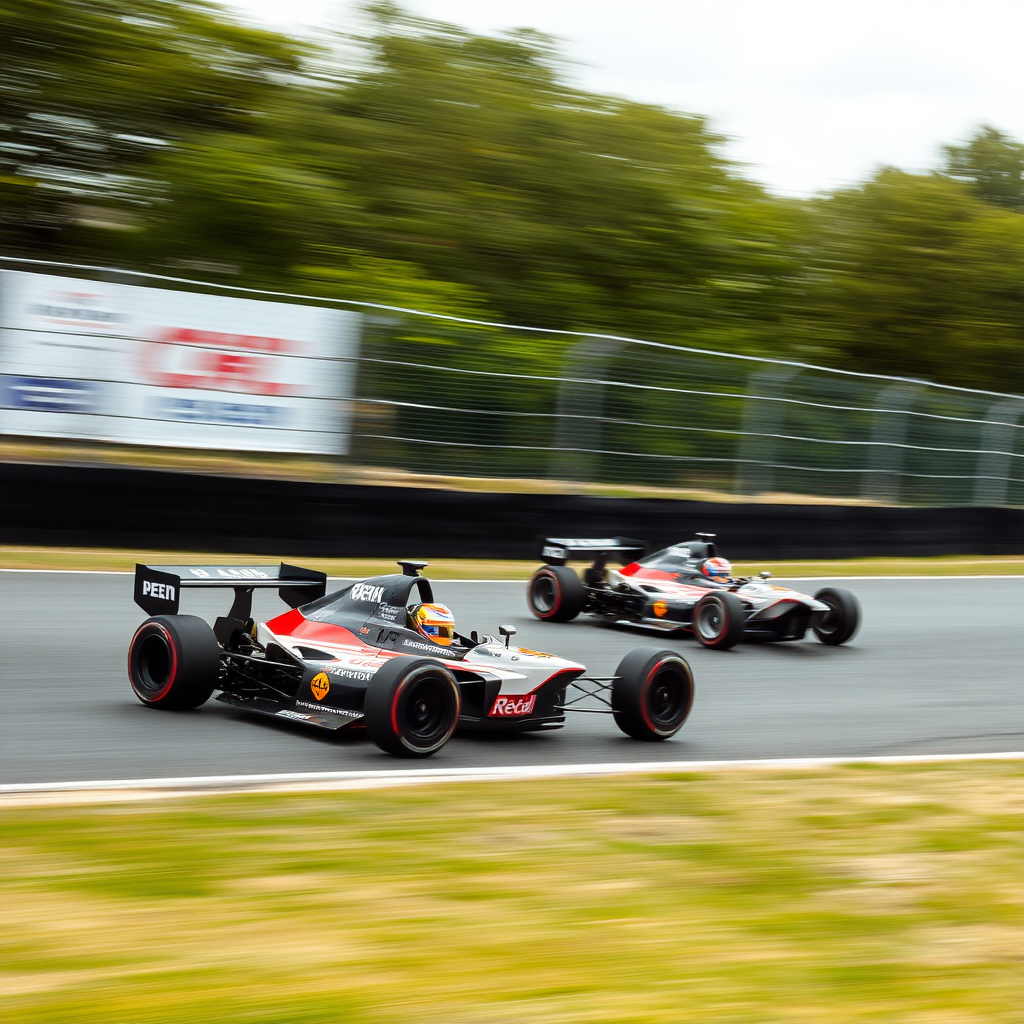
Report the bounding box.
[310,672,330,701]
[653,601,668,617]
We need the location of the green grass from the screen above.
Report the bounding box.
[2,763,1022,1023]
[2,545,1023,578]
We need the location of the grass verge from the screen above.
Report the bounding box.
[2,763,1021,1023]
[1,545,1023,578]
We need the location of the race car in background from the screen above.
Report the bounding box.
[128,560,696,757]
[527,534,861,650]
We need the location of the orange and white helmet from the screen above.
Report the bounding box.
[411,602,456,645]
[701,557,733,582]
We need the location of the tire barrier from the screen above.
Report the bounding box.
[2,462,1022,559]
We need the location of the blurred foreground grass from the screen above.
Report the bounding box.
[2,545,1023,577]
[2,763,1022,1023]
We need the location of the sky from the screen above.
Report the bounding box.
[223,0,1024,197]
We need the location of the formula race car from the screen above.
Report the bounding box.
[527,534,861,650]
[128,560,696,757]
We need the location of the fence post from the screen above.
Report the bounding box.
[974,399,1024,506]
[735,367,799,496]
[862,384,919,503]
[552,336,623,483]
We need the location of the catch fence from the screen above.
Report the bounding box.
[2,259,1022,507]
[352,313,1024,507]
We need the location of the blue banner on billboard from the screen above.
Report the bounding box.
[0,376,102,414]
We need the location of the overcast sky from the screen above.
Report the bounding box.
[223,0,1024,197]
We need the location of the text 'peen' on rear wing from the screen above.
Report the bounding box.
[539,537,646,566]
[134,562,327,617]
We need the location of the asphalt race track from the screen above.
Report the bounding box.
[1,572,1022,785]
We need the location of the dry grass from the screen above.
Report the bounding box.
[1,437,907,502]
[2,763,1022,1023]
[2,545,1023,578]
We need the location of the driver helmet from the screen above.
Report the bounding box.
[411,602,456,646]
[701,557,733,583]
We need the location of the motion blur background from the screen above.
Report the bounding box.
[1,0,1022,507]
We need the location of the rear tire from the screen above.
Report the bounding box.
[128,614,219,710]
[364,657,461,758]
[811,587,861,645]
[527,565,586,622]
[691,591,746,650]
[612,648,695,741]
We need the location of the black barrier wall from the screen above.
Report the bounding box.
[2,463,1022,559]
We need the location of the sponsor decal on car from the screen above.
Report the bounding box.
[351,583,385,604]
[277,709,311,721]
[188,567,271,579]
[652,600,668,617]
[562,538,619,547]
[489,694,537,717]
[541,545,567,559]
[514,648,553,657]
[328,667,375,682]
[401,639,445,653]
[310,672,330,701]
[141,580,176,602]
[343,656,388,669]
[294,699,364,717]
[376,603,401,622]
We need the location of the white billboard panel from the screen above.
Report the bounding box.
[0,271,359,453]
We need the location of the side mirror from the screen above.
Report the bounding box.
[498,624,517,648]
[759,571,772,580]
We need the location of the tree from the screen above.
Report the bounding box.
[801,168,1024,392]
[283,7,798,351]
[941,125,1024,212]
[0,0,306,255]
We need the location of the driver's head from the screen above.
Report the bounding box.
[701,557,733,583]
[411,602,455,645]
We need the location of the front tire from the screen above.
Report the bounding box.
[811,587,861,645]
[691,591,746,650]
[128,614,219,710]
[527,565,586,622]
[612,648,695,741]
[364,657,461,758]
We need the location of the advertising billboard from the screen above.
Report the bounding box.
[0,271,359,454]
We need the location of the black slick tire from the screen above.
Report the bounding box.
[691,591,746,650]
[527,565,586,622]
[811,587,861,645]
[128,614,219,710]
[612,647,695,741]
[364,657,461,758]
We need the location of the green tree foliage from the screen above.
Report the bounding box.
[941,125,1024,212]
[802,168,1024,391]
[0,0,305,254]
[0,1,1021,400]
[289,7,798,351]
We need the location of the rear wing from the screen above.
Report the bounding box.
[539,536,646,566]
[134,562,327,618]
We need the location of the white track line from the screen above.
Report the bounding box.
[2,753,1021,806]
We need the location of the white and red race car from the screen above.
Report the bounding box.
[128,560,695,757]
[527,534,861,650]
